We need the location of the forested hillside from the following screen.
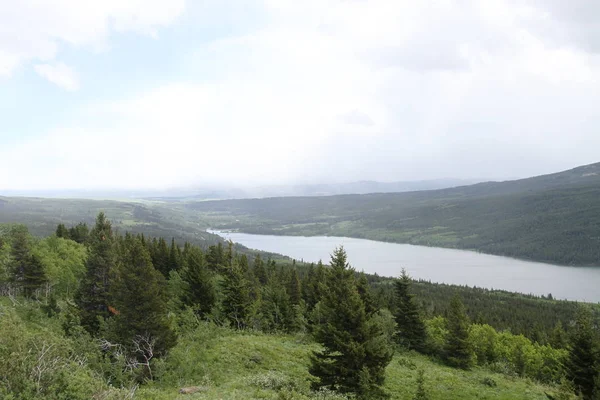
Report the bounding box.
[1,214,599,399]
[186,162,600,266]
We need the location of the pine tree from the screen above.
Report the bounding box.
[110,235,176,354]
[309,247,393,399]
[9,225,31,287]
[153,238,170,277]
[357,272,377,316]
[22,254,47,298]
[550,321,569,349]
[287,268,302,306]
[221,259,251,329]
[56,224,70,239]
[182,246,215,317]
[394,269,427,353]
[253,254,268,285]
[444,294,474,369]
[75,212,116,335]
[69,222,89,244]
[566,308,598,399]
[169,238,181,272]
[206,242,225,271]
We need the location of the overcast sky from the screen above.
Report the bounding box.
[1,0,599,190]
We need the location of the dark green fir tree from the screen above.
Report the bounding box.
[309,247,393,399]
[566,307,598,399]
[444,294,474,369]
[394,269,427,353]
[75,212,116,335]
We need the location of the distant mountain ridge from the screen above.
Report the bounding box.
[0,178,481,201]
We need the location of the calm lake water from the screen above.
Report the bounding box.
[213,231,600,303]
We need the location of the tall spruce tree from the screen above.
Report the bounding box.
[75,212,116,335]
[309,247,393,399]
[9,225,31,288]
[221,259,251,329]
[110,235,176,359]
[393,269,427,353]
[253,254,268,285]
[357,272,377,316]
[444,294,474,369]
[169,238,181,272]
[566,307,598,399]
[153,238,170,277]
[182,246,216,317]
[287,268,302,306]
[22,254,47,298]
[55,223,70,239]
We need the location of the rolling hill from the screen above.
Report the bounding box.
[185,162,600,266]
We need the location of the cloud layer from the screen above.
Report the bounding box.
[1,0,600,190]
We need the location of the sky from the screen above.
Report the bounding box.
[1,0,599,190]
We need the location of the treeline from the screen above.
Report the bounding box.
[1,213,599,399]
[368,277,600,345]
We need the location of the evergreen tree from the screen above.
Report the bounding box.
[75,212,116,335]
[393,269,427,353]
[9,225,31,287]
[110,235,176,370]
[566,308,598,399]
[221,259,252,329]
[55,223,70,239]
[303,261,326,310]
[550,321,569,349]
[253,254,268,285]
[169,238,181,272]
[357,272,377,316]
[287,268,302,306]
[22,254,47,298]
[206,242,224,271]
[444,294,474,369]
[153,237,170,277]
[182,246,215,317]
[309,247,393,399]
[260,277,293,332]
[68,222,89,244]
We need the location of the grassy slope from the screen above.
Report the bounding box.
[138,324,558,400]
[0,298,563,400]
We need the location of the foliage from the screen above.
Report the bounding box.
[393,269,428,353]
[75,212,117,335]
[565,307,598,399]
[181,246,216,318]
[33,236,86,297]
[444,295,474,369]
[108,235,176,366]
[310,247,393,399]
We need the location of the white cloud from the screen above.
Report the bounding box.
[0,0,185,77]
[2,0,600,190]
[34,63,80,91]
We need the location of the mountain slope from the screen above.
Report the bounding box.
[186,162,600,266]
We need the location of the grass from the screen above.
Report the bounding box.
[0,298,566,400]
[136,324,560,400]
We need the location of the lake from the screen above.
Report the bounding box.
[213,231,600,303]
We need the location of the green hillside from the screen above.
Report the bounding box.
[185,163,600,266]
